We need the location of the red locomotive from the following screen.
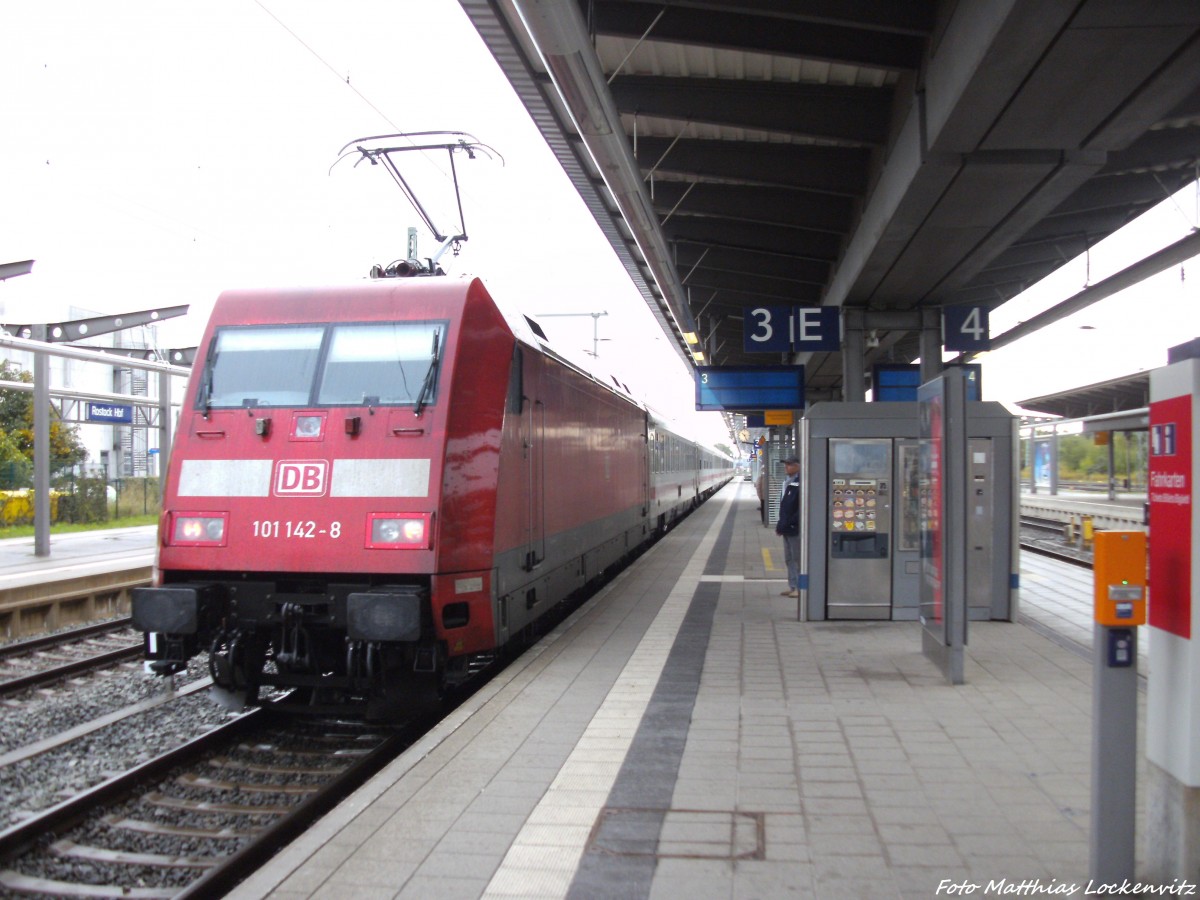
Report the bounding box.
[133,275,731,715]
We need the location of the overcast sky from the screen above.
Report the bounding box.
[2,1,1198,439]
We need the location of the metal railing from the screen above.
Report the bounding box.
[0,333,189,556]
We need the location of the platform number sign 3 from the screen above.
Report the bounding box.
[943,306,990,351]
[743,306,840,353]
[744,306,792,353]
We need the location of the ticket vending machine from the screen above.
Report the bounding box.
[827,439,892,619]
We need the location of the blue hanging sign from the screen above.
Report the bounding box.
[86,403,134,423]
[695,366,805,412]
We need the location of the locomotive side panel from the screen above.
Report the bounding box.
[490,340,650,639]
[431,279,516,656]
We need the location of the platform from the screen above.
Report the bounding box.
[0,526,154,592]
[223,481,1144,899]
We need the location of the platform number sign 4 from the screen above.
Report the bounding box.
[943,306,990,351]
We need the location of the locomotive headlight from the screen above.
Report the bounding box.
[293,415,324,439]
[171,514,227,546]
[367,513,432,549]
[375,519,403,542]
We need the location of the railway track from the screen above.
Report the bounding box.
[1020,515,1093,568]
[0,707,422,898]
[0,619,142,697]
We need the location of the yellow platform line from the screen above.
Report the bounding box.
[762,547,781,572]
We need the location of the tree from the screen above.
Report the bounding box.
[1056,434,1092,478]
[0,429,30,488]
[0,360,89,485]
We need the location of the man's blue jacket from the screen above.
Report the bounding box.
[775,477,800,536]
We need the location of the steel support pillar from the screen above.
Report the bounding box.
[32,325,50,557]
[920,309,942,384]
[841,309,866,402]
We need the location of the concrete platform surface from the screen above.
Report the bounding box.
[227,483,1148,900]
[0,525,155,590]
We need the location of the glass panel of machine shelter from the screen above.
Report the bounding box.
[897,443,922,552]
[200,321,446,409]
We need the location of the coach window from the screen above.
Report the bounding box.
[202,326,324,408]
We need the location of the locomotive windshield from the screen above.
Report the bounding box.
[199,321,446,409]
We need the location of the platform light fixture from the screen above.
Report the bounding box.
[683,331,700,345]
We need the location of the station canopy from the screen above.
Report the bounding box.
[459,0,1200,402]
[1018,371,1151,420]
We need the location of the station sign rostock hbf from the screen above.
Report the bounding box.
[86,403,133,423]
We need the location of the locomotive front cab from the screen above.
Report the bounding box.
[132,282,501,713]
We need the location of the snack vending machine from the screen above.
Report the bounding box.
[827,438,892,619]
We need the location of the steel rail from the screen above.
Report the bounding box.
[0,644,145,696]
[0,706,428,899]
[0,617,133,660]
[176,723,417,898]
[0,711,263,862]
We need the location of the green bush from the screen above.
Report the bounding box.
[55,474,109,524]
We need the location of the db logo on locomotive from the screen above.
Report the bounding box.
[274,461,328,496]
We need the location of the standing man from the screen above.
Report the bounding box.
[775,454,801,598]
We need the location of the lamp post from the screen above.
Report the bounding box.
[536,311,609,359]
[584,338,612,359]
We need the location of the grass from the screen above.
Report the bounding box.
[0,514,158,540]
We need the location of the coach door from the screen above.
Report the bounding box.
[640,413,651,519]
[521,358,545,571]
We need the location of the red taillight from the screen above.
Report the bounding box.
[170,514,227,546]
[366,513,432,549]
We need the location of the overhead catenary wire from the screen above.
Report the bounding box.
[252,0,401,133]
[252,0,477,240]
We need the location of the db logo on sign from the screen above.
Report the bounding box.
[274,461,328,496]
